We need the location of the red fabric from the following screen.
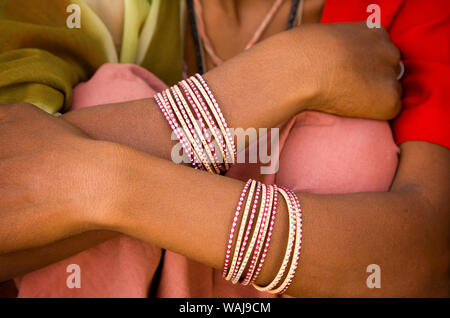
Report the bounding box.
[321,0,450,148]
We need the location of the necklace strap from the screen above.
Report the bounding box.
[193,0,286,66]
[188,0,303,73]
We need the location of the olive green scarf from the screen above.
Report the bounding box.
[0,0,182,113]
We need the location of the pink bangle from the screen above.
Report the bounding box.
[178,80,225,173]
[190,76,236,166]
[222,179,252,277]
[185,78,230,170]
[168,87,212,173]
[171,86,220,174]
[250,184,278,284]
[154,92,200,170]
[223,180,303,294]
[195,73,237,161]
[165,88,212,172]
[154,75,235,173]
[232,183,267,284]
[242,184,275,285]
[230,182,262,282]
[225,180,257,280]
[230,182,261,281]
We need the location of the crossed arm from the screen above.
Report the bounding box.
[0,24,448,297]
[0,83,448,298]
[0,101,448,297]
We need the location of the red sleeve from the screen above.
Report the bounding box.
[389,0,450,148]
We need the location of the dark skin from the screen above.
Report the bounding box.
[0,104,448,297]
[0,17,404,281]
[0,0,448,296]
[184,0,326,73]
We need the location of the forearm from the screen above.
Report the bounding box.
[1,137,447,295]
[0,52,314,278]
[103,141,448,297]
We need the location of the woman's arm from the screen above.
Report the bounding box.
[0,22,403,279]
[109,140,449,297]
[62,22,401,154]
[0,21,403,279]
[0,104,448,296]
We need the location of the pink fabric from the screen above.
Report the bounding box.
[15,63,399,298]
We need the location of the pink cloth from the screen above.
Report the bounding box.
[15,63,399,297]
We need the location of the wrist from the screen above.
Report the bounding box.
[203,31,318,130]
[80,140,131,232]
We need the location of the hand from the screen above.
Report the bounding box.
[0,103,117,253]
[219,22,402,121]
[296,22,402,119]
[289,22,402,119]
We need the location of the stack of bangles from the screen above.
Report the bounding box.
[154,76,303,294]
[223,179,303,294]
[153,73,236,174]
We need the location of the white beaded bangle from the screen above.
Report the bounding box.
[172,85,221,174]
[190,76,236,165]
[232,184,267,284]
[165,88,213,173]
[253,187,296,292]
[242,184,274,285]
[225,180,257,281]
[271,188,303,294]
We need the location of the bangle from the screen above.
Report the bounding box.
[273,187,303,294]
[172,85,221,174]
[154,92,201,170]
[230,181,262,283]
[232,183,267,284]
[186,77,230,169]
[222,179,252,277]
[225,180,257,280]
[165,88,213,172]
[188,76,231,167]
[223,181,303,294]
[250,184,278,284]
[179,80,227,172]
[242,184,275,285]
[154,74,235,173]
[253,187,297,292]
[195,73,237,161]
[191,76,236,165]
